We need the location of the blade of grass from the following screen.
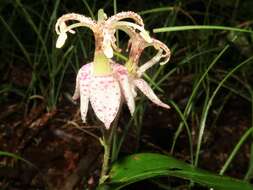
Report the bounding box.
[155,48,220,87]
[0,151,37,169]
[168,99,193,164]
[138,7,174,15]
[0,16,32,66]
[81,0,95,19]
[209,78,251,102]
[153,25,253,34]
[220,126,253,175]
[14,0,49,63]
[54,46,74,106]
[243,84,253,180]
[171,43,230,155]
[139,6,197,25]
[195,55,253,166]
[113,0,119,51]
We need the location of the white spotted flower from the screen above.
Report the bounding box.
[122,26,171,111]
[55,10,149,129]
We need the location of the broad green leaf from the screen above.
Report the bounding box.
[107,153,253,190]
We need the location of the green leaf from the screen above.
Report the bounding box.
[107,153,253,190]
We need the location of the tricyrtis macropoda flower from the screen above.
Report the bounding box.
[55,10,146,58]
[55,10,147,129]
[71,61,134,129]
[123,27,171,110]
[55,10,171,129]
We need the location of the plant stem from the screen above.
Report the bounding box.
[99,129,111,185]
[99,103,122,185]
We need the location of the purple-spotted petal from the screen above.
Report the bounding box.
[72,71,80,100]
[134,78,170,109]
[113,64,135,115]
[80,88,90,123]
[89,75,121,129]
[73,64,91,122]
[73,64,91,100]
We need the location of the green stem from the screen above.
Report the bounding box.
[99,129,111,185]
[99,102,123,185]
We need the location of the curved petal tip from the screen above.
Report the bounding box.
[56,33,67,48]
